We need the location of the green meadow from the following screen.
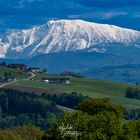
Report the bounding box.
[10,72,140,109]
[1,66,140,109]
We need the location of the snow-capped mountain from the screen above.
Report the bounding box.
[0,19,140,58]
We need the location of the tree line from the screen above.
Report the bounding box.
[0,89,62,130]
[41,92,88,109]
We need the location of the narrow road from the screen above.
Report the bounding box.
[0,72,36,88]
[57,105,77,113]
[0,80,18,88]
[26,72,36,80]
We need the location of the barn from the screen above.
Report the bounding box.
[42,78,70,84]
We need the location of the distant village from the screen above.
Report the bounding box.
[0,61,70,84]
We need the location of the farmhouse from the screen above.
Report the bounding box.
[28,67,40,73]
[42,78,70,84]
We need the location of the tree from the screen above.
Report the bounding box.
[122,121,140,140]
[0,89,62,130]
[0,61,6,67]
[45,111,123,140]
[0,125,44,140]
[0,92,8,112]
[15,125,44,140]
[125,87,140,100]
[0,130,23,140]
[42,69,47,73]
[4,72,13,81]
[76,98,124,118]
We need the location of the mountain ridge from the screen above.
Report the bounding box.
[0,19,140,58]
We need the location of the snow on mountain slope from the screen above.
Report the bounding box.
[0,19,140,58]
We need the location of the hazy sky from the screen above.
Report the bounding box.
[0,0,140,30]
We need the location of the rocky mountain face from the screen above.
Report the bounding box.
[0,19,140,58]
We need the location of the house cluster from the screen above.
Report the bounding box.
[42,78,70,84]
[28,67,40,73]
[7,64,28,71]
[1,62,71,85]
[7,63,41,73]
[0,63,41,83]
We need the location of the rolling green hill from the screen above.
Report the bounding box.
[0,66,25,80]
[80,64,140,83]
[8,72,140,109]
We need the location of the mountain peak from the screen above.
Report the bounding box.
[0,19,140,58]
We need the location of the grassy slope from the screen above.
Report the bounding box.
[10,73,140,109]
[0,66,25,80]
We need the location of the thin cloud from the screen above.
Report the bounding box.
[101,11,128,19]
[75,0,140,8]
[68,11,128,20]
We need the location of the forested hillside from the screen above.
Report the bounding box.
[0,89,62,130]
[0,98,139,140]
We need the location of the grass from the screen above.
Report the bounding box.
[9,72,140,109]
[0,66,25,80]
